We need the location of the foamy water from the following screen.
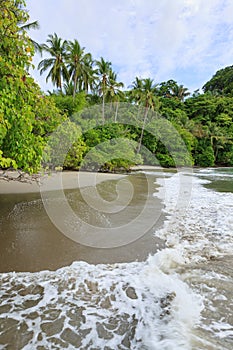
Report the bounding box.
[0,257,202,349]
[154,169,233,349]
[1,169,233,349]
[155,171,233,263]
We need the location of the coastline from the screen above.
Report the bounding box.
[0,169,166,271]
[0,170,126,194]
[0,165,167,194]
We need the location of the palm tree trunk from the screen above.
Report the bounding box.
[137,106,149,154]
[102,93,105,123]
[114,101,119,123]
[73,73,78,100]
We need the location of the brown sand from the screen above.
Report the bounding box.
[0,170,165,271]
[0,170,126,194]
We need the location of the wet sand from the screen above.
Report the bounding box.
[0,171,165,272]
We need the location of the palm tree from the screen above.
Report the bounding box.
[38,33,69,90]
[95,57,112,122]
[80,53,96,94]
[157,79,177,98]
[65,39,94,99]
[129,76,144,104]
[171,84,190,101]
[129,78,158,153]
[63,81,75,96]
[106,71,124,121]
[157,80,189,101]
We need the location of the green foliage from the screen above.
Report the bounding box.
[2,0,233,172]
[81,138,142,172]
[43,120,82,169]
[157,80,190,101]
[0,1,65,173]
[33,95,66,137]
[64,138,87,170]
[82,123,142,171]
[50,92,87,117]
[203,65,233,96]
[184,93,233,166]
[0,150,16,168]
[217,144,233,166]
[194,141,215,167]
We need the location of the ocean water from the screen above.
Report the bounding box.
[0,168,233,349]
[155,168,233,349]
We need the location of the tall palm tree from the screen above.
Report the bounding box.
[95,57,112,122]
[65,39,93,99]
[106,70,124,121]
[129,76,144,104]
[80,53,96,94]
[129,78,158,153]
[38,33,69,90]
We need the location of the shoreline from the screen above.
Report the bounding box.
[0,170,126,194]
[0,166,166,194]
[0,169,166,271]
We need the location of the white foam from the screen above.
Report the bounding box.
[0,256,203,349]
[152,171,233,348]
[2,169,233,349]
[154,172,233,263]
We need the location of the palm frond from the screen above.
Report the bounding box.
[20,20,40,31]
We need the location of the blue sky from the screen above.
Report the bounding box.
[27,0,233,93]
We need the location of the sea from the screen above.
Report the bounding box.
[0,168,233,349]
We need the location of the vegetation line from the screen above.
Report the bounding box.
[1,0,233,174]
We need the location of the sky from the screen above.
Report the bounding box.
[26,0,233,93]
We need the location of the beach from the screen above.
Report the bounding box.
[0,170,127,194]
[0,169,165,272]
[0,168,233,348]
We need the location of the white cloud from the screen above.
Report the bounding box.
[27,0,233,92]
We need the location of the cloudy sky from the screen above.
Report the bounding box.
[27,0,233,93]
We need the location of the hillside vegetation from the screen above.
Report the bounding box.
[1,0,233,173]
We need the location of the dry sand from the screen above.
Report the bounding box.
[0,166,166,194]
[0,171,126,194]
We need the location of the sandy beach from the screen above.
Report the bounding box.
[0,169,165,271]
[0,170,126,194]
[0,166,167,194]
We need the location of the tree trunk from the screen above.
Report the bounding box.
[137,106,149,154]
[114,101,119,122]
[73,73,77,101]
[102,93,105,123]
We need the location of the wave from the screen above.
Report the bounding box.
[155,172,233,263]
[1,169,233,349]
[153,171,233,349]
[0,255,202,350]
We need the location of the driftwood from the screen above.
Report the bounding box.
[0,169,41,184]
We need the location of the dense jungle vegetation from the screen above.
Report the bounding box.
[1,0,233,173]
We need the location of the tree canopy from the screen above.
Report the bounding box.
[203,65,233,97]
[1,1,233,173]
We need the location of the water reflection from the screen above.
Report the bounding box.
[0,174,165,272]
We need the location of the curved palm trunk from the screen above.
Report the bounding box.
[137,106,149,154]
